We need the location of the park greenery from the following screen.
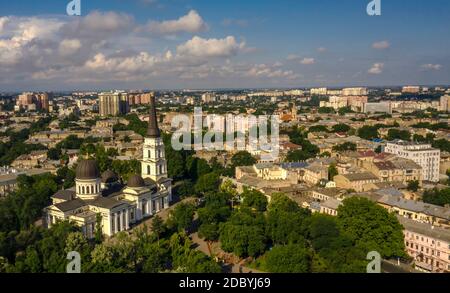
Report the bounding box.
[422,188,450,207]
[196,184,407,273]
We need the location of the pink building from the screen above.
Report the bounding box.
[399,216,450,273]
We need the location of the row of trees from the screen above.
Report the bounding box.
[196,185,407,273]
[0,216,220,273]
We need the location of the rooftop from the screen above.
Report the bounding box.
[398,216,450,243]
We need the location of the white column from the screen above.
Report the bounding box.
[147,201,151,215]
[114,212,119,233]
[125,209,129,230]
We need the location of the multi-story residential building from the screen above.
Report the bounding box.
[361,157,423,184]
[334,172,379,192]
[15,92,49,112]
[378,195,450,228]
[201,93,216,103]
[303,163,329,186]
[399,216,450,273]
[402,86,421,94]
[341,87,368,96]
[440,95,450,112]
[364,102,392,114]
[99,91,129,117]
[385,140,440,182]
[310,88,328,95]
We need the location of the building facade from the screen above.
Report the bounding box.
[385,140,440,182]
[44,98,171,238]
[99,91,129,117]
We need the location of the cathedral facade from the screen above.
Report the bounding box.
[44,96,172,238]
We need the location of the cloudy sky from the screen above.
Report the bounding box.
[0,0,449,91]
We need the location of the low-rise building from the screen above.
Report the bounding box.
[399,216,450,273]
[334,172,379,192]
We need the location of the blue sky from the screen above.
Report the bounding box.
[0,0,449,90]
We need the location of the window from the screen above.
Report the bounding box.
[147,165,150,175]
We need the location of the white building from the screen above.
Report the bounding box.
[341,87,368,96]
[364,102,392,114]
[385,140,440,182]
[44,96,172,238]
[201,93,216,103]
[402,86,421,94]
[310,88,328,95]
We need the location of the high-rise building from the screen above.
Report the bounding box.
[385,140,440,182]
[439,95,450,112]
[201,93,216,103]
[17,92,34,107]
[99,91,129,117]
[15,92,49,112]
[37,93,49,112]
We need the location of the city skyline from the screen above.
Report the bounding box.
[0,0,449,91]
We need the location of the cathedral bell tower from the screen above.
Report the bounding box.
[141,96,168,182]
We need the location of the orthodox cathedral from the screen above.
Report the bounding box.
[44,96,172,238]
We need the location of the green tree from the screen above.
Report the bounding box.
[387,129,411,141]
[194,173,220,195]
[47,148,62,160]
[337,197,406,259]
[308,125,329,133]
[231,151,256,168]
[265,244,311,273]
[166,203,196,232]
[422,188,450,207]
[407,180,420,192]
[357,125,379,140]
[332,142,357,152]
[332,124,351,133]
[328,164,338,181]
[151,215,166,243]
[241,189,268,212]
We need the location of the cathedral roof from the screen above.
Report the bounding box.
[76,160,100,180]
[101,170,118,183]
[128,174,145,188]
[147,95,161,138]
[54,198,86,212]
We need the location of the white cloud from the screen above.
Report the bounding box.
[368,63,384,74]
[0,17,9,32]
[246,64,300,80]
[317,47,327,53]
[59,39,81,56]
[64,11,134,37]
[300,58,315,65]
[176,36,245,58]
[421,64,442,70]
[286,54,300,61]
[372,41,390,50]
[146,10,207,34]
